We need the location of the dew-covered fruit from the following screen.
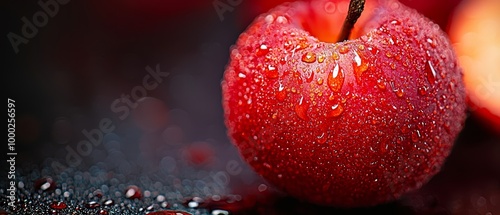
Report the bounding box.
[222,0,466,207]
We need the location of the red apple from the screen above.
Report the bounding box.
[449,0,500,133]
[222,0,466,207]
[398,0,463,30]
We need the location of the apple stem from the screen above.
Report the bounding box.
[337,0,365,42]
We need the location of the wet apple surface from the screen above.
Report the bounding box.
[223,0,466,207]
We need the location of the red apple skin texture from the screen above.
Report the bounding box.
[222,0,466,207]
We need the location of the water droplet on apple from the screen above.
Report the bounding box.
[264,65,278,79]
[317,54,325,63]
[295,96,309,120]
[317,78,323,85]
[426,38,437,48]
[418,86,428,96]
[380,141,388,153]
[339,46,349,54]
[332,52,339,60]
[276,83,286,101]
[395,89,405,98]
[317,132,328,144]
[302,52,316,63]
[238,73,246,78]
[265,14,274,24]
[276,16,288,24]
[411,130,421,143]
[328,103,344,118]
[327,64,344,93]
[377,79,386,90]
[425,61,437,83]
[353,51,369,80]
[390,20,401,25]
[256,44,269,56]
[305,70,315,83]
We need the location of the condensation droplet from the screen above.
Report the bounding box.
[264,65,279,79]
[377,79,386,90]
[328,103,344,118]
[418,86,428,96]
[327,63,344,92]
[317,132,328,144]
[317,54,325,63]
[302,52,316,63]
[425,60,437,83]
[317,78,324,85]
[256,44,269,56]
[339,46,350,54]
[295,96,309,120]
[395,89,405,98]
[353,51,369,80]
[276,83,286,101]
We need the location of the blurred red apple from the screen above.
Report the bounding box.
[449,0,500,133]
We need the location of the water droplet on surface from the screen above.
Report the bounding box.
[186,197,204,208]
[395,89,405,98]
[390,20,401,25]
[425,61,437,83]
[317,54,325,63]
[124,185,142,200]
[276,83,286,101]
[377,79,386,90]
[332,52,339,60]
[148,210,192,215]
[99,209,109,215]
[339,46,350,54]
[327,64,344,92]
[103,199,114,206]
[295,96,309,120]
[353,51,369,79]
[256,44,269,56]
[34,177,56,192]
[302,52,316,63]
[305,70,315,83]
[49,201,67,210]
[211,209,230,215]
[380,142,388,153]
[238,73,246,78]
[418,86,428,96]
[317,78,324,85]
[411,130,421,143]
[426,38,437,48]
[317,132,328,144]
[328,104,344,118]
[264,65,278,79]
[85,201,100,209]
[276,16,288,24]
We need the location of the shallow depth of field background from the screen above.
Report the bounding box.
[2,0,500,214]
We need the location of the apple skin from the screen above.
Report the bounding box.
[222,0,466,207]
[449,0,500,133]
